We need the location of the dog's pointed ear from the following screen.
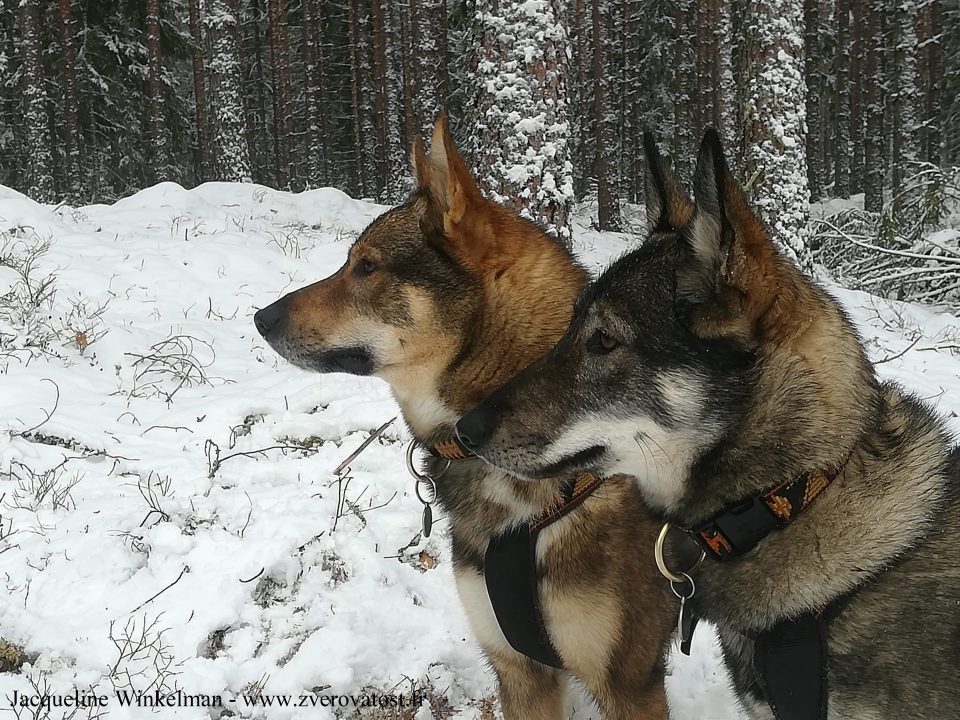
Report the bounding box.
[422,116,482,226]
[643,131,694,233]
[681,130,778,339]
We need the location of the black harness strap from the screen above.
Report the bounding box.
[677,453,854,720]
[483,473,605,668]
[754,612,829,720]
[484,525,563,667]
[427,438,605,668]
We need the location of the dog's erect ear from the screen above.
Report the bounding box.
[643,131,694,233]
[681,130,777,339]
[420,116,482,226]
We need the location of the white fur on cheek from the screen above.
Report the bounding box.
[540,412,706,513]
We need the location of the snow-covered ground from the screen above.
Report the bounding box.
[1,183,959,719]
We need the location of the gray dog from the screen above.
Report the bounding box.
[456,131,960,719]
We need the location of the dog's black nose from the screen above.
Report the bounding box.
[456,405,495,452]
[254,301,285,338]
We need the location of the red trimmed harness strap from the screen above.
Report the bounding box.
[427,437,604,668]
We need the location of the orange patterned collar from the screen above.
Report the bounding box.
[685,454,851,561]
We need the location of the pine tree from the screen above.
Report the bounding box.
[850,0,865,194]
[741,0,810,262]
[146,0,170,183]
[862,0,885,213]
[57,0,81,199]
[382,2,407,200]
[206,0,252,182]
[833,0,852,198]
[471,0,575,242]
[891,0,922,200]
[189,0,211,180]
[414,0,442,138]
[20,0,55,202]
[303,0,327,186]
[591,0,621,231]
[363,0,406,201]
[804,0,823,200]
[268,0,293,187]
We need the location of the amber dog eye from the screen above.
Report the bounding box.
[587,329,619,354]
[356,258,377,276]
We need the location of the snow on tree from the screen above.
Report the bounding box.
[591,0,621,231]
[20,0,55,203]
[205,0,252,183]
[471,0,575,242]
[741,0,810,263]
[414,0,442,139]
[891,0,922,200]
[57,0,81,200]
[146,0,170,183]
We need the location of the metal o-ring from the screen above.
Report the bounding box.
[655,522,706,584]
[405,440,450,481]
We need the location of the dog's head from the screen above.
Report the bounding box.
[456,131,874,515]
[256,117,585,435]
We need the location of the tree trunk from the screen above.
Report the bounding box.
[741,0,810,262]
[413,0,440,139]
[850,0,865,194]
[303,0,327,186]
[146,0,168,183]
[437,0,449,108]
[592,0,621,231]
[20,0,55,202]
[891,0,921,203]
[472,0,575,242]
[572,0,590,198]
[399,2,418,148]
[188,0,211,181]
[803,0,822,201]
[57,0,81,199]
[370,0,389,197]
[206,0,252,182]
[268,0,293,187]
[916,0,941,165]
[833,0,851,198]
[862,0,884,213]
[347,0,368,196]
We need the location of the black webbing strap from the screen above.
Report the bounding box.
[754,611,829,720]
[482,474,604,668]
[484,525,563,668]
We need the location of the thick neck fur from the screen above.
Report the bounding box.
[676,259,882,526]
[395,206,586,442]
[387,208,586,551]
[669,261,956,631]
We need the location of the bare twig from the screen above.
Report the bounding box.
[333,416,397,475]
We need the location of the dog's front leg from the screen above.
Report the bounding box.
[488,650,566,720]
[455,566,566,719]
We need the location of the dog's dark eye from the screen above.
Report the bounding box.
[355,258,377,276]
[587,330,619,354]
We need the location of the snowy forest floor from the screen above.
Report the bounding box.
[1,184,960,719]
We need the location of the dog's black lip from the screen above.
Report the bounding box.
[301,346,376,376]
[523,444,607,480]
